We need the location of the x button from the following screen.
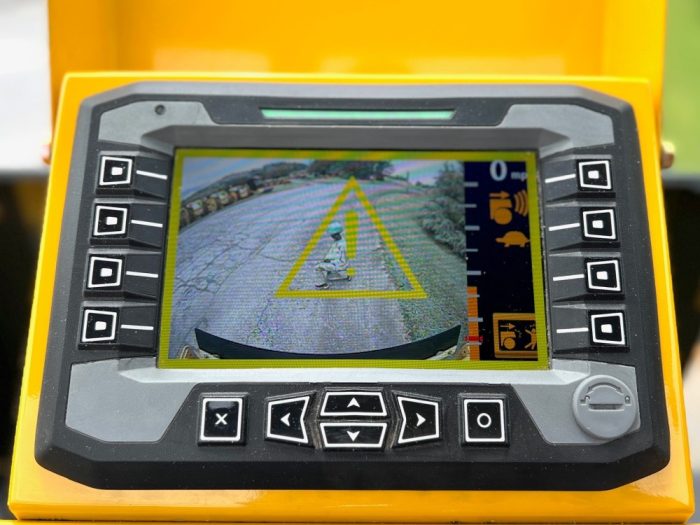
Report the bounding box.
[199,397,244,444]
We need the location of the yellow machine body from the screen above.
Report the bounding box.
[46,0,667,127]
[6,0,692,522]
[7,71,693,522]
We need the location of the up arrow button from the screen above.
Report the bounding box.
[321,391,387,417]
[395,395,441,446]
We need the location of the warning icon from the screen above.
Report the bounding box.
[275,177,427,299]
[492,313,537,359]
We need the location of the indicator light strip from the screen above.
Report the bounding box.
[261,108,455,120]
[125,271,159,279]
[552,273,585,282]
[544,173,576,184]
[556,327,589,334]
[548,222,580,232]
[130,219,163,228]
[136,169,168,180]
[120,324,154,331]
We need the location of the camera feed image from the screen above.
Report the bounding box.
[160,150,544,366]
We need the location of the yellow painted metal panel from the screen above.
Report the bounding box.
[47,1,666,124]
[8,72,693,522]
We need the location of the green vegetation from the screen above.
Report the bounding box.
[663,0,700,172]
[182,162,304,204]
[307,160,393,180]
[374,188,465,344]
[421,163,466,256]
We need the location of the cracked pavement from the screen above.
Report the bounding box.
[168,179,465,357]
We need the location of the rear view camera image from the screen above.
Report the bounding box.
[159,150,546,367]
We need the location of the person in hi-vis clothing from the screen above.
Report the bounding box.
[315,221,349,289]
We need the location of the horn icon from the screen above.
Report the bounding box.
[514,190,529,217]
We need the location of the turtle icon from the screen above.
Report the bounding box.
[496,231,530,248]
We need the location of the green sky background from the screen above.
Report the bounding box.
[663,0,700,172]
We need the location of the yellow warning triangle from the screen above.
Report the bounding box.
[275,177,427,299]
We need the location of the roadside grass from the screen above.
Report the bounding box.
[663,0,700,172]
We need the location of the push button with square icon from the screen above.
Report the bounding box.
[578,160,612,190]
[99,156,133,186]
[586,259,621,292]
[93,205,128,237]
[590,311,626,346]
[81,308,118,343]
[582,208,617,241]
[87,256,123,289]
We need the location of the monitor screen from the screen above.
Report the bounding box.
[159,150,546,369]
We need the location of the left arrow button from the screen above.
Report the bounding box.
[265,394,313,445]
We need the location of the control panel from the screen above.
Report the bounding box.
[34,82,668,491]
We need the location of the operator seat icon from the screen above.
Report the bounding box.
[315,221,351,289]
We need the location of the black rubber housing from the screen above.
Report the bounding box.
[35,82,669,490]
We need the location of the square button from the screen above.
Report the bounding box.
[94,205,128,237]
[463,398,507,444]
[81,309,118,343]
[586,259,621,292]
[87,256,123,289]
[582,209,617,240]
[199,397,244,444]
[99,156,133,186]
[578,160,612,190]
[590,312,626,346]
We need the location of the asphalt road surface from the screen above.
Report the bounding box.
[168,179,464,357]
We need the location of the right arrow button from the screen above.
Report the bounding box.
[395,395,441,446]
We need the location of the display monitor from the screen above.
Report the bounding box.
[160,150,546,368]
[28,82,670,494]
